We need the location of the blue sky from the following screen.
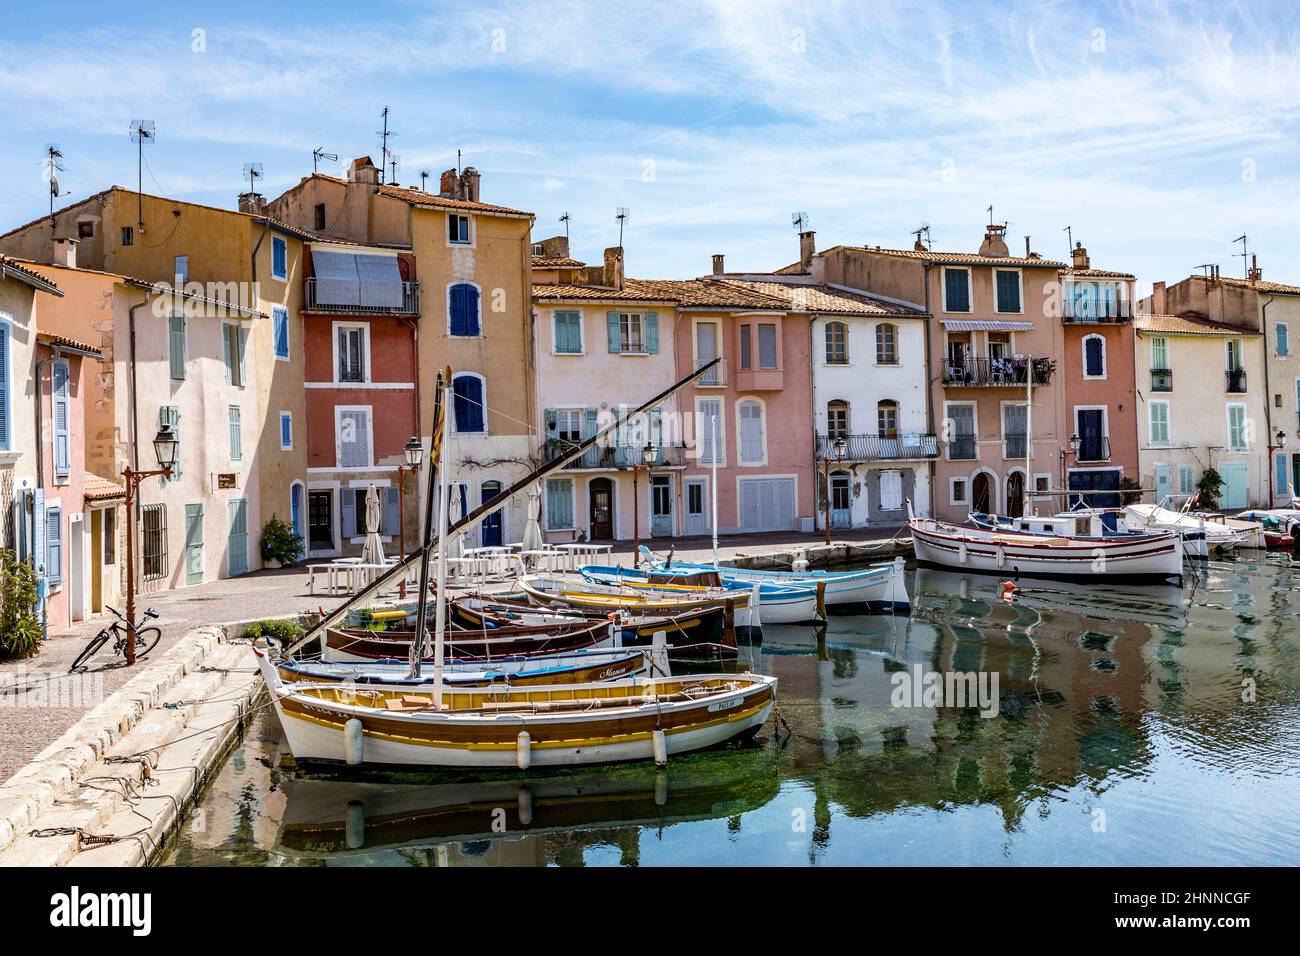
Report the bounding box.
[3,0,1300,292]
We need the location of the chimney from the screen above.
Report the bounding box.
[344,156,380,242]
[1249,254,1262,283]
[1151,280,1167,315]
[799,230,816,271]
[238,191,266,216]
[978,223,1009,257]
[347,156,380,186]
[50,236,77,269]
[438,168,460,198]
[712,254,725,276]
[1071,241,1090,270]
[459,167,481,203]
[603,246,624,291]
[1024,236,1032,258]
[537,235,570,259]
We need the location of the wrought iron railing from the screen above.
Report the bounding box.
[815,433,938,461]
[543,439,688,469]
[1062,299,1133,322]
[1150,368,1173,392]
[948,435,977,460]
[1077,436,1111,462]
[1226,368,1247,393]
[304,278,421,314]
[942,357,1054,387]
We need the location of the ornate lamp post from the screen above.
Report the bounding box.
[122,423,178,666]
[824,436,847,545]
[396,436,424,559]
[632,442,657,562]
[1059,432,1081,503]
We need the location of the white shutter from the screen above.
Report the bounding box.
[879,471,903,511]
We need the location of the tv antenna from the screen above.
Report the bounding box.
[911,222,931,250]
[560,211,570,241]
[1063,224,1073,258]
[1196,262,1217,279]
[1232,233,1249,278]
[44,145,68,218]
[616,207,629,246]
[376,107,398,184]
[419,169,430,191]
[242,162,263,193]
[388,154,401,185]
[792,211,810,232]
[129,120,155,230]
[312,147,337,173]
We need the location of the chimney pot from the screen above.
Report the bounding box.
[51,236,77,269]
[439,168,460,198]
[1152,281,1167,315]
[459,167,481,203]
[603,246,625,291]
[1071,241,1090,271]
[799,230,816,271]
[712,254,725,275]
[238,191,267,216]
[347,156,379,185]
[978,223,1009,258]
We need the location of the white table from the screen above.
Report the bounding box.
[520,549,567,572]
[556,543,614,568]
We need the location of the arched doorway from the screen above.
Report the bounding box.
[589,477,614,540]
[971,472,994,515]
[1006,472,1025,518]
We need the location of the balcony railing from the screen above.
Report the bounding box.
[1077,436,1111,463]
[816,433,939,461]
[1151,367,1173,392]
[943,357,1054,388]
[948,435,977,460]
[1226,368,1247,393]
[1062,299,1133,323]
[695,357,726,387]
[544,439,687,470]
[304,278,421,315]
[1004,434,1028,458]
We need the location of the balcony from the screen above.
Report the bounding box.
[1151,367,1173,392]
[1077,436,1111,463]
[816,433,939,461]
[943,357,1054,388]
[1063,299,1133,323]
[304,277,421,315]
[948,435,977,460]
[1226,368,1247,393]
[544,439,687,470]
[695,357,726,387]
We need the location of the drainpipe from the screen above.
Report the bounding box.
[922,263,936,518]
[1261,294,1276,503]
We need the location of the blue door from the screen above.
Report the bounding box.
[1154,464,1172,505]
[480,481,503,547]
[1219,462,1248,510]
[1068,468,1121,509]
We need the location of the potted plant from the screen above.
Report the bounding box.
[260,515,305,568]
[1,549,42,659]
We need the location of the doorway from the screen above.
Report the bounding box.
[1006,472,1025,518]
[90,510,103,614]
[651,475,673,536]
[309,491,333,551]
[69,518,85,623]
[480,481,504,547]
[830,471,852,528]
[684,478,708,535]
[972,472,994,514]
[589,477,614,540]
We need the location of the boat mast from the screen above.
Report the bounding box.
[711,413,719,564]
[1024,353,1033,516]
[408,369,448,680]
[433,377,452,707]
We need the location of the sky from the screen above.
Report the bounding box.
[2,0,1300,293]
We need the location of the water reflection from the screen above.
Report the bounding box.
[166,556,1300,866]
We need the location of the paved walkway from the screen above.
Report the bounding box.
[0,525,906,780]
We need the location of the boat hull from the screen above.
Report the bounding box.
[652,558,908,610]
[276,650,646,688]
[322,620,613,663]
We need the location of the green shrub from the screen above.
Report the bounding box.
[0,550,41,659]
[260,515,304,566]
[1196,468,1225,511]
[244,618,305,644]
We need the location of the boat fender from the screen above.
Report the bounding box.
[958,542,968,564]
[518,786,534,825]
[750,583,763,630]
[999,581,1018,604]
[345,800,365,850]
[792,548,809,573]
[344,718,364,766]
[516,731,532,770]
[652,728,668,767]
[995,546,1006,569]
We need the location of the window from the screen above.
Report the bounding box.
[1003,403,1028,458]
[337,408,372,466]
[174,255,189,284]
[272,237,287,279]
[546,477,575,529]
[739,325,752,369]
[738,400,765,464]
[290,484,304,548]
[876,323,897,364]
[947,403,976,459]
[448,214,470,244]
[826,400,849,439]
[1034,474,1051,494]
[51,360,70,481]
[273,307,289,359]
[1227,404,1248,452]
[169,313,186,379]
[995,270,1021,313]
[103,507,115,565]
[1177,464,1195,496]
[78,221,94,239]
[1149,400,1170,445]
[279,412,293,451]
[1277,323,1290,357]
[1151,336,1169,369]
[449,283,481,336]
[943,268,971,312]
[695,321,722,383]
[344,487,397,537]
[950,478,968,505]
[877,399,899,439]
[553,310,583,353]
[621,313,643,352]
[1084,334,1106,378]
[757,324,778,369]
[228,405,242,461]
[0,321,8,450]
[223,323,245,387]
[45,507,62,585]
[698,399,723,464]
[120,226,134,246]
[159,405,181,481]
[314,204,326,231]
[548,408,583,446]
[141,504,167,581]
[606,312,659,353]
[452,374,486,433]
[825,322,847,364]
[1226,338,1243,371]
[336,325,366,382]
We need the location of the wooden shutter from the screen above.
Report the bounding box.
[52,361,70,480]
[169,314,186,379]
[645,312,659,353]
[607,312,621,352]
[46,508,62,584]
[0,322,8,449]
[384,486,399,535]
[229,405,242,460]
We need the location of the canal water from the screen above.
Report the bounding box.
[162,556,1300,866]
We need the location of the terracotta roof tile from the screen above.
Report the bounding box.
[715,279,927,316]
[1134,313,1260,336]
[83,473,126,502]
[376,184,532,217]
[532,284,676,303]
[1213,275,1300,296]
[1061,268,1135,279]
[1,255,62,295]
[531,255,586,268]
[36,331,102,357]
[622,278,788,309]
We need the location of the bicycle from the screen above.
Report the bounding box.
[69,606,162,672]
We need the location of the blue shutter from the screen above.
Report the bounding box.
[645,312,659,353]
[229,405,242,460]
[46,508,62,585]
[546,478,572,529]
[0,322,10,450]
[160,406,181,481]
[945,269,970,312]
[341,490,356,539]
[273,308,289,358]
[607,312,621,352]
[1085,337,1104,376]
[280,412,292,449]
[453,376,484,432]
[450,284,480,336]
[273,237,287,278]
[290,486,302,543]
[52,361,70,480]
[222,325,232,384]
[384,486,399,536]
[1278,324,1290,357]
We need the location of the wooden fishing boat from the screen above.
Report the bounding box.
[910,515,1184,582]
[255,648,777,769]
[578,565,825,625]
[1235,509,1300,549]
[322,617,614,663]
[518,572,761,632]
[970,507,1209,560]
[275,648,648,688]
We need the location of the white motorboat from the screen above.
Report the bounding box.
[1124,503,1249,555]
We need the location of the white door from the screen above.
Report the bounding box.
[69,517,85,623]
[739,477,796,532]
[684,478,708,535]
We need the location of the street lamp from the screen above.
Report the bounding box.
[122,423,178,666]
[824,436,847,545]
[396,436,424,562]
[632,442,657,564]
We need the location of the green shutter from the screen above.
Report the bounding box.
[229,405,242,460]
[607,312,621,352]
[222,325,232,383]
[645,312,659,353]
[544,407,558,451]
[169,314,186,379]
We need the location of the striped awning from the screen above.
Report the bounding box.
[940,319,1035,332]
